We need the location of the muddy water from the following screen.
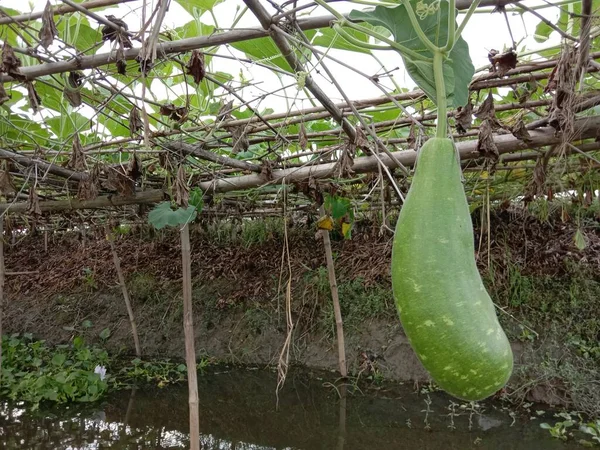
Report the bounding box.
[0,367,584,449]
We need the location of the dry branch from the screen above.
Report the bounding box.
[165,141,262,173]
[198,115,600,194]
[0,0,137,26]
[0,148,88,181]
[0,189,164,213]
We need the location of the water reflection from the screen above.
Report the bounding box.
[0,367,584,449]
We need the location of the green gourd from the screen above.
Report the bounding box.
[391,137,513,401]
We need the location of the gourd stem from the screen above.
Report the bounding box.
[433,51,447,138]
[454,0,481,44]
[444,0,457,52]
[402,0,440,54]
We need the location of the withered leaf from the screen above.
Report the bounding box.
[115,47,127,75]
[103,166,134,197]
[173,164,189,207]
[335,141,356,178]
[407,123,417,148]
[129,106,143,136]
[159,103,188,123]
[137,57,153,76]
[231,125,249,155]
[476,119,499,161]
[27,186,42,217]
[510,119,532,143]
[260,160,273,180]
[0,168,16,196]
[26,82,42,113]
[488,49,518,77]
[298,122,308,150]
[455,98,473,134]
[355,126,369,150]
[77,164,100,201]
[68,71,84,88]
[68,134,87,171]
[475,92,496,121]
[186,50,206,84]
[39,1,58,49]
[1,43,25,80]
[101,15,132,48]
[217,100,234,121]
[0,83,10,105]
[127,152,142,180]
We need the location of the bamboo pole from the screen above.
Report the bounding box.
[319,206,347,378]
[106,228,142,358]
[180,222,200,450]
[0,218,4,385]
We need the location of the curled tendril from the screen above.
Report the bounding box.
[415,0,441,19]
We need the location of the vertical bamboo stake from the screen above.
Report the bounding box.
[319,206,347,377]
[181,222,200,450]
[106,228,142,358]
[0,218,4,384]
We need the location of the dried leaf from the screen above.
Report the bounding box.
[407,123,417,148]
[335,141,355,177]
[1,43,25,80]
[26,81,42,113]
[127,152,142,180]
[68,71,84,88]
[317,215,334,231]
[186,50,206,84]
[475,92,496,121]
[129,106,143,136]
[217,100,234,121]
[525,156,546,199]
[231,126,249,155]
[116,59,127,76]
[27,186,42,217]
[455,98,473,134]
[63,88,81,107]
[476,119,499,161]
[103,165,134,197]
[78,164,100,201]
[137,57,153,76]
[510,119,532,143]
[0,168,16,196]
[488,49,518,77]
[355,127,369,150]
[173,164,189,207]
[39,1,58,49]
[68,134,87,171]
[298,122,308,150]
[101,15,132,48]
[159,103,188,123]
[260,160,273,180]
[0,83,10,105]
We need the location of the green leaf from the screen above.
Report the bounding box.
[56,13,100,55]
[574,228,586,251]
[534,20,554,43]
[189,188,204,212]
[175,0,225,16]
[82,320,93,329]
[99,328,111,340]
[348,1,474,107]
[148,202,197,229]
[51,353,67,366]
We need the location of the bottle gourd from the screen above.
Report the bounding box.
[391,138,513,401]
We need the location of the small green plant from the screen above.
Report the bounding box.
[580,420,600,446]
[81,267,97,290]
[540,419,575,440]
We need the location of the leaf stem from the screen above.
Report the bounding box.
[314,0,431,61]
[433,51,447,138]
[332,23,394,51]
[444,0,457,52]
[402,0,440,54]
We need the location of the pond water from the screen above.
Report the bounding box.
[0,367,585,449]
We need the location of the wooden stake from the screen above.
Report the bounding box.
[181,222,200,450]
[0,218,4,384]
[106,228,142,358]
[319,206,347,377]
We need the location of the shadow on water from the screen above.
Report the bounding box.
[0,367,584,449]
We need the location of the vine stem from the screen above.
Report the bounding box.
[444,0,457,52]
[433,51,447,138]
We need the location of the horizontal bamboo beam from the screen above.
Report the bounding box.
[0,0,137,26]
[0,148,88,181]
[197,115,600,194]
[0,1,521,83]
[0,188,164,213]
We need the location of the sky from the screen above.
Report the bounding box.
[0,0,564,116]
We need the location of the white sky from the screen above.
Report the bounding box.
[1,0,564,115]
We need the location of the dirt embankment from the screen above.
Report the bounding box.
[3,211,600,410]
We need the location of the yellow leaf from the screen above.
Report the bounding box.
[341,222,352,238]
[317,215,334,231]
[480,171,489,179]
